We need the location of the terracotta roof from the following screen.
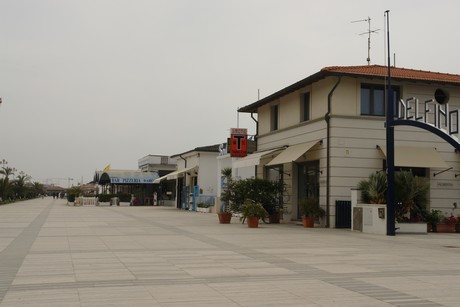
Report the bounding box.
[239,65,460,113]
[322,65,460,84]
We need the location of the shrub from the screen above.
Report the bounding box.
[240,200,268,219]
[298,198,325,218]
[358,172,387,204]
[98,194,112,202]
[358,171,429,222]
[229,178,283,214]
[116,193,131,202]
[67,186,83,202]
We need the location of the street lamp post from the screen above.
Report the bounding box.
[385,10,396,236]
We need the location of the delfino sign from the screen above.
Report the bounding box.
[394,88,460,151]
[230,128,248,157]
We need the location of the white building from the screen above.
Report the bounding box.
[155,144,221,210]
[238,65,460,227]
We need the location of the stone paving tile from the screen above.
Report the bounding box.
[78,286,159,306]
[145,284,230,304]
[0,289,80,307]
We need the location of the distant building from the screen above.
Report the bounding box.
[43,184,66,196]
[137,155,177,175]
[155,144,221,210]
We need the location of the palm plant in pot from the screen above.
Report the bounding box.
[240,199,268,228]
[218,167,233,224]
[357,171,387,204]
[298,198,325,228]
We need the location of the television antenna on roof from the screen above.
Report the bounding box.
[351,17,380,65]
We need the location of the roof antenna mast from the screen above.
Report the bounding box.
[351,17,380,65]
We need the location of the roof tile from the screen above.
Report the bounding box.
[322,65,460,84]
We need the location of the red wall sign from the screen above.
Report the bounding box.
[230,128,248,157]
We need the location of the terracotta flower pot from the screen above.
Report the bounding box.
[302,216,314,228]
[218,212,232,224]
[247,216,260,228]
[436,223,455,233]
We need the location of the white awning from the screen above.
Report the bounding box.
[266,141,320,166]
[153,166,197,183]
[233,149,279,168]
[378,145,448,168]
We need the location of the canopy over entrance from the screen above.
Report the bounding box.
[153,166,197,184]
[97,170,159,185]
[233,149,280,168]
[266,141,320,166]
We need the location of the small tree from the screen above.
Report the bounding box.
[228,178,283,214]
[0,166,15,199]
[67,186,83,202]
[12,172,31,199]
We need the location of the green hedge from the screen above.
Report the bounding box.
[98,194,112,202]
[116,193,131,202]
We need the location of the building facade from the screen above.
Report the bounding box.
[238,65,460,226]
[155,144,221,210]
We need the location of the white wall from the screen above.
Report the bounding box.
[197,152,218,196]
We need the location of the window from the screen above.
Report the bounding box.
[361,84,400,116]
[271,104,279,131]
[300,92,310,122]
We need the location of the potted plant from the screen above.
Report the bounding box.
[424,209,443,232]
[437,214,457,233]
[218,168,233,223]
[197,203,210,213]
[298,198,325,228]
[456,217,460,233]
[226,177,284,223]
[240,200,268,228]
[357,172,387,204]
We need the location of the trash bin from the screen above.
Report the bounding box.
[110,197,120,206]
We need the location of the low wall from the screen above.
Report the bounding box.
[351,189,386,235]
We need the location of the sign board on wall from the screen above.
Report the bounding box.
[230,128,248,157]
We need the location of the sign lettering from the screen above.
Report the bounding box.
[398,98,459,136]
[230,128,248,157]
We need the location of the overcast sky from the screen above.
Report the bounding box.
[1,0,459,186]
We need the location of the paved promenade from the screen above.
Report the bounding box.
[0,198,459,306]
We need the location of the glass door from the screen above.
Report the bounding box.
[297,160,320,219]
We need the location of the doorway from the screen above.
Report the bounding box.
[177,177,184,209]
[297,160,320,219]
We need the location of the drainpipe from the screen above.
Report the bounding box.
[324,76,342,228]
[179,155,187,209]
[179,154,187,168]
[250,112,258,151]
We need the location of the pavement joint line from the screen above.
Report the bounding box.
[0,202,54,302]
[103,206,442,307]
[0,200,458,306]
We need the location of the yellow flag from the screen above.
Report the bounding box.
[103,164,110,172]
